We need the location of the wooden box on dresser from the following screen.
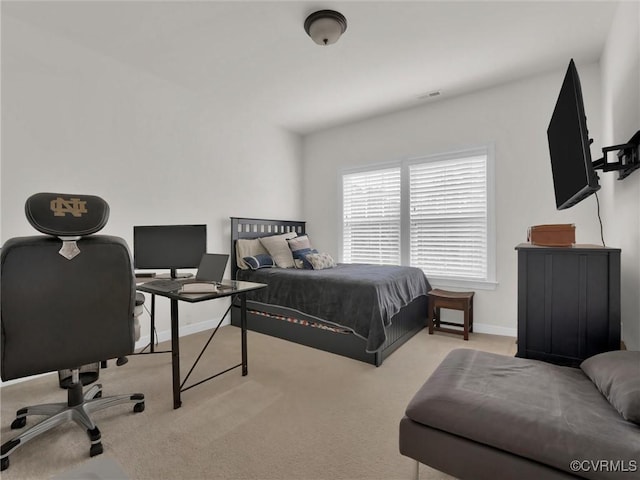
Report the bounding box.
[515,243,621,367]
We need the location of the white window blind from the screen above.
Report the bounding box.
[341,146,494,286]
[409,154,488,280]
[342,167,401,265]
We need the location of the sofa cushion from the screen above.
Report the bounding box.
[581,350,640,424]
[405,349,639,480]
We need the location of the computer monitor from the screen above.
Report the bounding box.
[133,224,207,278]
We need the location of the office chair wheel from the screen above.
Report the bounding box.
[10,417,26,429]
[87,426,103,457]
[1,456,9,471]
[89,443,103,457]
[133,402,145,413]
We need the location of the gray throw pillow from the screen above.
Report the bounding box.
[580,350,640,424]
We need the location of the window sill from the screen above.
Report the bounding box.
[428,277,498,291]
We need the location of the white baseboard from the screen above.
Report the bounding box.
[471,322,516,338]
[135,317,228,351]
[0,371,56,388]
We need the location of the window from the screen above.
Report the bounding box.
[342,167,401,265]
[341,146,495,289]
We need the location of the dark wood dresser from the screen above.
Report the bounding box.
[515,243,621,367]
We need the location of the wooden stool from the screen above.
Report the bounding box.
[427,289,475,341]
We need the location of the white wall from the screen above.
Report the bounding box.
[1,15,302,341]
[302,64,604,336]
[3,5,635,350]
[600,1,640,350]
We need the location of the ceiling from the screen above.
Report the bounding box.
[2,1,618,134]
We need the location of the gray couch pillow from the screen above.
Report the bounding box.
[580,350,640,424]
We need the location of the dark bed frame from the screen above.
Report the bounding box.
[229,217,427,367]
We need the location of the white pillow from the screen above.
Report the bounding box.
[259,232,297,268]
[236,238,269,270]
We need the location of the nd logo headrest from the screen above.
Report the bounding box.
[25,192,110,237]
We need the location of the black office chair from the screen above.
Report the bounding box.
[0,192,145,471]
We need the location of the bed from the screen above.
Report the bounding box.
[229,217,430,366]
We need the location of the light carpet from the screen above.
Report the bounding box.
[1,325,516,480]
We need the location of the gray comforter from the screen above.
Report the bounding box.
[237,264,430,353]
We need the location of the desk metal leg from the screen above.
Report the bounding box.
[170,299,181,409]
[142,290,253,409]
[241,294,248,376]
[150,294,156,353]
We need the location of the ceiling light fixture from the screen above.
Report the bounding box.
[304,10,347,46]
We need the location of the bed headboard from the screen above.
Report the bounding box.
[230,217,306,279]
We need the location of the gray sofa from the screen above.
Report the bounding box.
[399,349,639,479]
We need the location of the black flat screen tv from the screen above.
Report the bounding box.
[133,224,207,276]
[547,59,600,210]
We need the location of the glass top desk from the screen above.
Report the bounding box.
[136,279,266,409]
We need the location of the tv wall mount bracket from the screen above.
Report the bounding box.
[592,130,640,180]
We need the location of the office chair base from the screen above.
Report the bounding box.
[0,382,144,472]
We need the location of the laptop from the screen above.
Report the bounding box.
[143,253,230,293]
[195,253,229,283]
